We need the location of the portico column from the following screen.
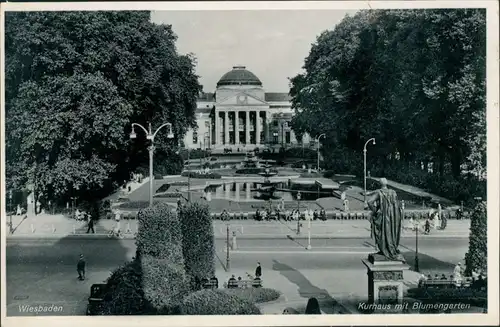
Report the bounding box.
[235,182,240,201]
[256,111,262,145]
[215,111,220,145]
[224,111,229,145]
[235,111,240,145]
[225,183,230,199]
[245,111,250,145]
[246,182,251,200]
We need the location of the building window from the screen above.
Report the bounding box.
[285,131,291,144]
[193,132,198,144]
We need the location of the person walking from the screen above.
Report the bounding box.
[255,262,262,278]
[77,254,86,280]
[114,209,121,234]
[86,216,95,234]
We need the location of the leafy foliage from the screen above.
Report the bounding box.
[5,11,201,204]
[180,289,261,315]
[290,9,486,204]
[465,201,487,276]
[179,203,215,285]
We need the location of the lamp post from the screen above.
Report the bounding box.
[363,138,376,205]
[316,133,326,172]
[9,190,13,234]
[296,191,302,235]
[130,122,174,207]
[307,206,312,250]
[415,218,420,272]
[226,223,230,271]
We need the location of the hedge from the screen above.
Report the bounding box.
[100,260,148,315]
[180,289,261,315]
[181,171,221,179]
[136,203,183,261]
[465,201,487,276]
[222,288,281,304]
[141,255,189,312]
[179,203,215,286]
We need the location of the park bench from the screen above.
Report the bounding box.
[224,279,263,289]
[202,280,218,289]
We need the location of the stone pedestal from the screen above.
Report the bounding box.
[362,254,410,313]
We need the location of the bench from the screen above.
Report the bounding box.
[202,280,218,289]
[225,279,263,289]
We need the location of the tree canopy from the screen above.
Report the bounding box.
[290,9,486,202]
[290,9,486,182]
[5,11,201,204]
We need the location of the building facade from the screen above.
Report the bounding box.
[183,66,312,149]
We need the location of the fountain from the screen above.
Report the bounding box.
[254,161,281,200]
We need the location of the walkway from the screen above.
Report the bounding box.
[6,214,470,239]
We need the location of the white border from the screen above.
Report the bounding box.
[1,1,499,327]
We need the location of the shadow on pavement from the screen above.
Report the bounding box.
[271,259,341,314]
[6,221,133,316]
[400,250,456,274]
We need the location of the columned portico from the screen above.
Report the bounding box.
[213,109,272,146]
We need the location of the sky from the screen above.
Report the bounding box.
[151,10,358,93]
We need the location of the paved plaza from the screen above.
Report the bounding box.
[6,234,469,316]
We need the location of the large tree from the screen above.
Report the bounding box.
[5,11,201,204]
[289,9,486,200]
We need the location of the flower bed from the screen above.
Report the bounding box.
[154,192,182,198]
[181,171,221,179]
[222,288,281,304]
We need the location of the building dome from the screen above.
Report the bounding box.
[216,66,262,87]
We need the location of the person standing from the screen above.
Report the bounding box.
[77,254,86,280]
[255,262,262,278]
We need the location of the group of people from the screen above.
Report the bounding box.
[418,262,487,289]
[254,208,327,221]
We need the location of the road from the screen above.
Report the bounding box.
[6,236,468,316]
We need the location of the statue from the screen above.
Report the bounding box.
[366,178,404,262]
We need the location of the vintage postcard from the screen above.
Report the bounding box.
[1,1,499,327]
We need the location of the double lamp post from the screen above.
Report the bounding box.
[316,133,326,172]
[130,122,174,207]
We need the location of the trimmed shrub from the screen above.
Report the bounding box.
[154,173,163,180]
[100,260,149,315]
[180,289,261,315]
[465,201,487,276]
[136,203,183,261]
[141,255,189,312]
[179,203,215,285]
[222,288,281,304]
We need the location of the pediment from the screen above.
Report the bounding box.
[217,92,268,106]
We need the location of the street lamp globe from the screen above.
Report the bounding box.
[129,129,137,139]
[297,192,301,201]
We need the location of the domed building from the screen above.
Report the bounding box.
[183,65,312,150]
